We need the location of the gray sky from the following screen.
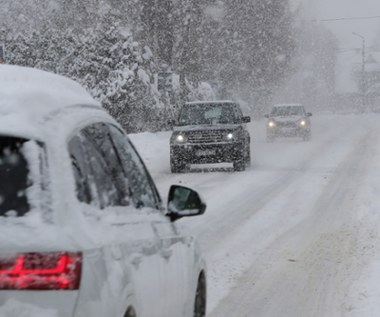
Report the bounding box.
[295,0,380,48]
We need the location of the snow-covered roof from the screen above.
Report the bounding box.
[0,65,98,113]
[185,100,236,105]
[0,65,100,139]
[273,103,302,107]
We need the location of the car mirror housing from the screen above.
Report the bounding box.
[167,185,206,222]
[306,113,312,117]
[264,114,269,118]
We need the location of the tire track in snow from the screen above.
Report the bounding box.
[208,126,379,317]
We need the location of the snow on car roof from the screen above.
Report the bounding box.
[185,100,237,105]
[0,65,98,112]
[273,103,303,107]
[0,65,100,138]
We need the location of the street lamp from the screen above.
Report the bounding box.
[352,32,366,111]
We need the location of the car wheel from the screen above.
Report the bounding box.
[194,274,206,317]
[125,307,136,317]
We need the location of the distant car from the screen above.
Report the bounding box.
[170,101,251,172]
[265,104,312,141]
[0,65,206,317]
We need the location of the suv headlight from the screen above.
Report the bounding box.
[268,121,276,128]
[226,132,234,140]
[171,133,186,143]
[176,134,185,142]
[299,120,307,127]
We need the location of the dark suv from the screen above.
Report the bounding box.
[170,101,251,172]
[265,104,312,142]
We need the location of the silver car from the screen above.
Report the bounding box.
[265,104,312,142]
[0,65,206,317]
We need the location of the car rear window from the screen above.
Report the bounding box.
[0,137,31,217]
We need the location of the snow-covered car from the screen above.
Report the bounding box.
[265,104,312,141]
[0,65,207,317]
[170,101,251,172]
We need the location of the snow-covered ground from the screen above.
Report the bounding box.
[130,114,380,316]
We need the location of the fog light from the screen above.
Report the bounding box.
[300,120,306,126]
[268,121,275,128]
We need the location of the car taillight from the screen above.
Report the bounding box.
[0,252,82,290]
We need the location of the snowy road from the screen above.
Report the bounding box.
[131,114,380,317]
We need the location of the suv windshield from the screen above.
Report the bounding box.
[270,106,305,117]
[178,103,239,126]
[0,137,31,217]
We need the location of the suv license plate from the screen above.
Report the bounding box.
[196,149,215,156]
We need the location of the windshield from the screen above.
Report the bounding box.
[270,106,305,117]
[178,103,239,126]
[0,137,31,217]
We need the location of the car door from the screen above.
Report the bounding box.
[106,124,193,316]
[68,124,165,317]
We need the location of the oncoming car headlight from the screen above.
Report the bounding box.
[176,134,186,142]
[300,120,306,127]
[226,132,234,140]
[268,121,276,128]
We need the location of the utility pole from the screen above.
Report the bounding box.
[352,32,366,111]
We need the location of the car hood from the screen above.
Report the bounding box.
[173,123,241,132]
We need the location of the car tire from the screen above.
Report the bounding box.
[125,307,136,317]
[194,274,206,317]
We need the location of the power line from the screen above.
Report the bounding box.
[314,15,380,22]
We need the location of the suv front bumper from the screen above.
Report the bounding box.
[171,142,244,164]
[267,126,310,137]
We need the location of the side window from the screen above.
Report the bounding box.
[68,135,92,204]
[108,125,161,210]
[68,125,129,208]
[82,123,129,207]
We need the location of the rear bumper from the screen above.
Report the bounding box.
[171,142,244,164]
[0,291,78,316]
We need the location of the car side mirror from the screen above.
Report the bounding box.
[241,116,251,123]
[167,185,206,222]
[264,114,269,118]
[306,113,312,117]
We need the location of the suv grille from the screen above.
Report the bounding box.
[277,121,297,128]
[187,130,225,143]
